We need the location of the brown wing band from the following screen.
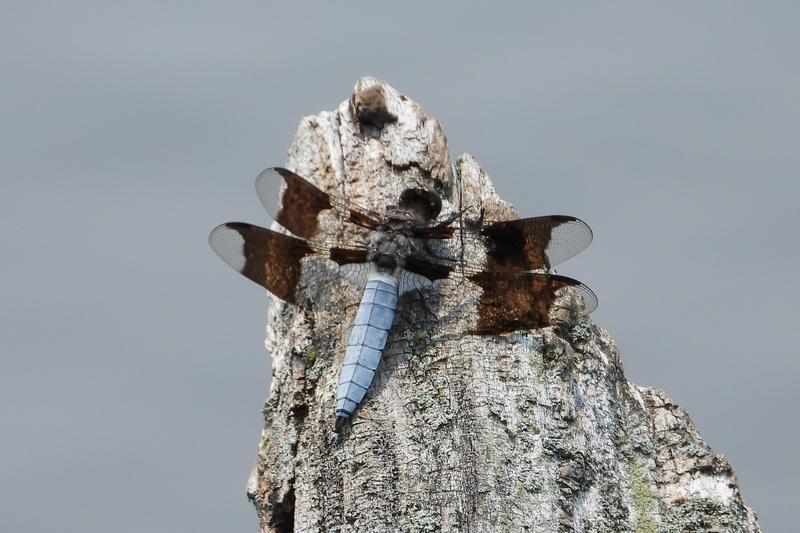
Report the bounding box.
[272,168,333,240]
[468,272,584,334]
[481,219,554,271]
[329,247,370,266]
[403,255,454,281]
[226,223,314,304]
[412,225,456,239]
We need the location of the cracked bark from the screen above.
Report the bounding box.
[245,77,761,533]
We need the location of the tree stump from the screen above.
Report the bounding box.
[245,77,761,533]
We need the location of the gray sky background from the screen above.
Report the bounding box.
[1,2,797,531]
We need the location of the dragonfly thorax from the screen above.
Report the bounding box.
[366,228,413,272]
[380,206,422,230]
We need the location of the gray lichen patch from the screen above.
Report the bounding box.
[662,498,745,533]
[409,382,454,430]
[408,504,443,533]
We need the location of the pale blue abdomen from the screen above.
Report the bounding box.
[335,272,398,424]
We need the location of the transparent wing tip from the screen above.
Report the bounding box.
[208,223,246,273]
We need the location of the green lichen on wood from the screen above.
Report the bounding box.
[301,345,318,366]
[302,344,326,383]
[626,460,659,533]
[409,329,426,348]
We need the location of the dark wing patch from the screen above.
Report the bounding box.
[480,215,592,271]
[412,225,456,239]
[468,272,597,334]
[329,246,370,266]
[256,167,382,239]
[209,222,369,304]
[403,255,454,282]
[411,215,592,266]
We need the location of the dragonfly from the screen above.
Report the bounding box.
[209,167,597,427]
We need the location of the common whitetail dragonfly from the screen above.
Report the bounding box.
[209,167,597,427]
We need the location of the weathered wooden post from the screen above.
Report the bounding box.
[244,77,760,532]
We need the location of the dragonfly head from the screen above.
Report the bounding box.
[398,187,442,223]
